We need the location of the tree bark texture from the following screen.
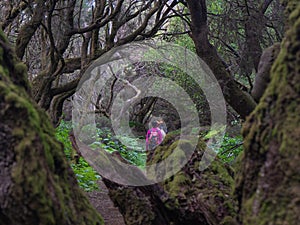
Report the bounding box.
[0,30,103,225]
[251,43,281,102]
[235,1,300,224]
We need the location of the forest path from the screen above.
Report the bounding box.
[86,179,126,225]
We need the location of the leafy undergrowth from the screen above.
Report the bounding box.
[56,120,243,191]
[218,134,243,163]
[89,127,146,168]
[55,120,100,191]
[55,120,146,191]
[201,127,243,163]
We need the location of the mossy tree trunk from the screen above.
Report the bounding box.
[235,1,300,224]
[0,30,103,225]
[96,133,238,225]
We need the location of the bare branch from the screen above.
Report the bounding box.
[260,0,274,14]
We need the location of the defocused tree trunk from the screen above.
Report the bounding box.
[251,43,281,102]
[186,0,257,120]
[235,0,300,224]
[0,30,103,225]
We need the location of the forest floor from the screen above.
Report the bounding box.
[86,179,126,225]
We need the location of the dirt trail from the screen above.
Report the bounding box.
[86,179,125,225]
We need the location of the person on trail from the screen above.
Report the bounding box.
[146,121,163,151]
[157,118,167,138]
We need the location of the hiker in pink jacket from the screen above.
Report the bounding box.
[146,121,163,151]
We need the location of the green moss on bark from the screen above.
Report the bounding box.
[105,132,237,225]
[0,30,104,225]
[108,187,155,225]
[236,2,300,224]
[147,133,237,224]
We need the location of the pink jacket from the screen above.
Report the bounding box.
[146,127,163,149]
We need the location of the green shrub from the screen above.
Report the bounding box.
[55,120,100,192]
[71,158,101,192]
[92,128,146,168]
[202,128,243,163]
[56,120,147,191]
[55,120,73,160]
[217,134,243,163]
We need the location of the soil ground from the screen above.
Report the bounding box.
[86,179,126,225]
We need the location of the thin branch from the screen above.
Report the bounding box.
[244,0,250,16]
[108,64,141,122]
[219,142,243,155]
[260,0,274,14]
[68,0,125,35]
[116,1,161,45]
[165,1,191,26]
[210,35,240,58]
